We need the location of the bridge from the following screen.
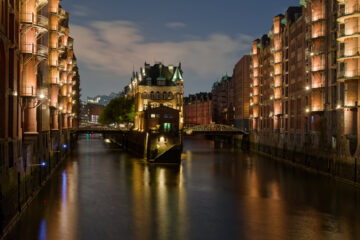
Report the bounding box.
[74,127,128,134]
[74,124,248,136]
[183,124,248,136]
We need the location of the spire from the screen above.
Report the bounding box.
[172,66,183,82]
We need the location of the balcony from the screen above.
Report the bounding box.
[338,5,360,23]
[337,28,360,42]
[20,13,48,33]
[36,0,48,8]
[59,8,67,18]
[311,47,325,56]
[312,31,326,39]
[312,13,326,23]
[337,47,360,61]
[337,70,360,81]
[50,78,60,85]
[311,64,325,72]
[21,44,48,59]
[21,87,36,97]
[58,26,68,36]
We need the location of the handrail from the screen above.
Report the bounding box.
[339,4,360,17]
[312,12,325,22]
[20,13,48,29]
[338,47,360,58]
[21,87,36,97]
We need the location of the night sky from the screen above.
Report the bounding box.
[60,0,300,98]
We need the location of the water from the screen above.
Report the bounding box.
[5,134,360,240]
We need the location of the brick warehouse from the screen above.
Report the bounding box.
[249,0,360,182]
[0,0,80,234]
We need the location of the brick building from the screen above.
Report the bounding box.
[126,62,184,132]
[212,75,234,125]
[183,93,212,127]
[232,55,251,131]
[0,0,80,231]
[247,0,360,182]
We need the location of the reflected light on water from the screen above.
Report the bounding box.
[38,220,47,240]
[62,171,67,203]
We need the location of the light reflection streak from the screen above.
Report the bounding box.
[38,219,47,240]
[62,170,67,203]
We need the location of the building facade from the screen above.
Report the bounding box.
[233,55,251,131]
[247,0,360,182]
[183,92,212,127]
[80,103,104,125]
[0,0,80,232]
[126,62,184,132]
[212,75,234,125]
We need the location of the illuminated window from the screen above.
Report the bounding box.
[164,123,171,132]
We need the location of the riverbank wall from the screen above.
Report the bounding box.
[0,129,76,239]
[248,132,360,186]
[106,131,182,163]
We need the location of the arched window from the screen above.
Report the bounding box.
[167,92,174,100]
[156,91,160,100]
[142,92,148,99]
[163,92,167,100]
[150,91,154,99]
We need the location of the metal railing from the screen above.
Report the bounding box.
[20,43,48,58]
[338,28,360,38]
[338,5,360,18]
[312,31,326,39]
[311,64,326,72]
[49,77,60,84]
[338,70,360,79]
[37,15,48,28]
[311,44,325,55]
[20,13,48,29]
[36,0,48,8]
[21,87,36,97]
[312,13,325,22]
[338,47,360,59]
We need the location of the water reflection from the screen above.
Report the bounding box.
[5,135,360,240]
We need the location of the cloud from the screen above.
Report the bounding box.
[165,22,187,29]
[71,5,91,17]
[70,20,253,95]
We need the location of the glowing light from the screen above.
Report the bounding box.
[337,104,341,109]
[104,139,111,143]
[39,93,45,99]
[13,91,18,96]
[305,86,310,91]
[305,108,310,113]
[62,144,68,149]
[160,136,165,143]
[41,161,46,166]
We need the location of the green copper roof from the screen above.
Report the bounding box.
[172,67,183,81]
[281,18,287,26]
[300,0,307,8]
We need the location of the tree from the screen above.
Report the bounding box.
[99,96,135,125]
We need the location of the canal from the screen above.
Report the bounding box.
[5,134,360,240]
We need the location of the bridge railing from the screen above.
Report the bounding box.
[183,124,247,135]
